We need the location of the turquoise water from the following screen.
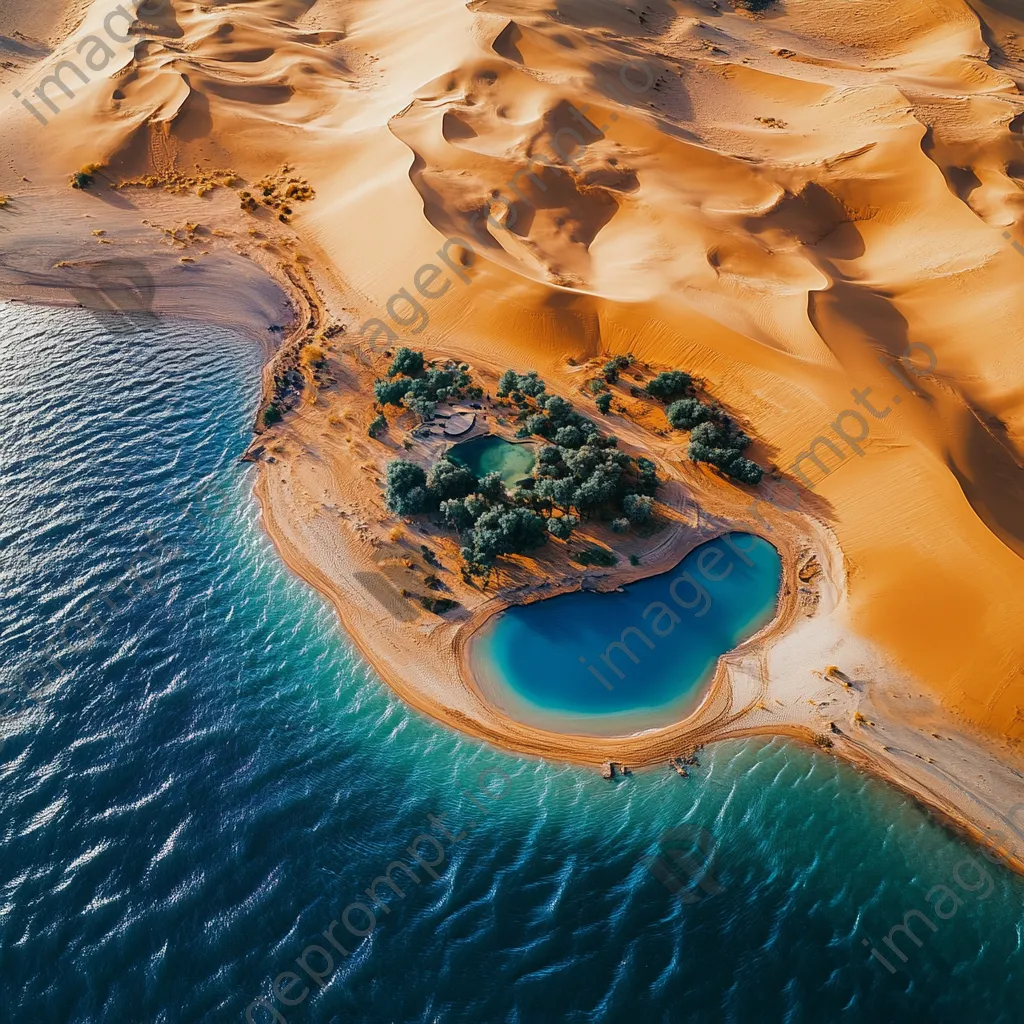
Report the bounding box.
[448,433,535,488]
[1,302,1023,1023]
[471,535,781,730]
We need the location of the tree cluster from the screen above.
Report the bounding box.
[644,364,763,485]
[497,369,546,399]
[373,348,477,421]
[687,419,762,484]
[382,369,664,576]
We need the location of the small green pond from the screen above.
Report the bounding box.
[448,434,535,489]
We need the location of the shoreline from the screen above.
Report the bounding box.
[246,317,1024,874]
[3,193,1023,876]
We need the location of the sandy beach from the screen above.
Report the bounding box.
[3,0,1024,872]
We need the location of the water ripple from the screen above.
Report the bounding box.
[1,302,1023,1024]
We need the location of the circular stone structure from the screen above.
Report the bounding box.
[443,412,476,437]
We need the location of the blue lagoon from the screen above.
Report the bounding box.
[470,533,782,734]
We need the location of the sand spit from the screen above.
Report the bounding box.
[2,0,1024,865]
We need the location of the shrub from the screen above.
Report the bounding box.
[573,545,617,567]
[611,517,630,533]
[725,456,763,485]
[604,354,632,379]
[629,553,640,566]
[368,414,387,437]
[666,397,710,430]
[646,370,693,401]
[421,596,459,614]
[71,164,101,189]
[595,393,612,414]
[301,344,326,368]
[263,403,282,425]
[388,347,424,378]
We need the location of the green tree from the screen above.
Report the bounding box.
[517,371,546,397]
[574,466,621,510]
[427,457,477,501]
[547,514,579,540]
[725,457,763,485]
[554,425,585,449]
[635,456,659,495]
[440,497,476,532]
[368,413,387,438]
[666,397,709,430]
[388,347,425,378]
[384,459,432,515]
[374,378,409,407]
[477,472,507,502]
[525,413,548,436]
[622,492,653,523]
[595,392,612,414]
[646,370,693,401]
[538,444,563,468]
[497,369,519,398]
[405,395,436,420]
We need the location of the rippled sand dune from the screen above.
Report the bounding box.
[2,0,1024,836]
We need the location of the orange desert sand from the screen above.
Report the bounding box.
[2,0,1024,865]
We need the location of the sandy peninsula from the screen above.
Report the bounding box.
[2,0,1024,868]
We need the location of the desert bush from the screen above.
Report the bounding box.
[573,545,618,567]
[646,370,693,401]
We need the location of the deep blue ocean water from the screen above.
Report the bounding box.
[471,534,780,727]
[1,302,1022,1024]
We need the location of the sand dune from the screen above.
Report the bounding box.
[2,0,1024,820]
